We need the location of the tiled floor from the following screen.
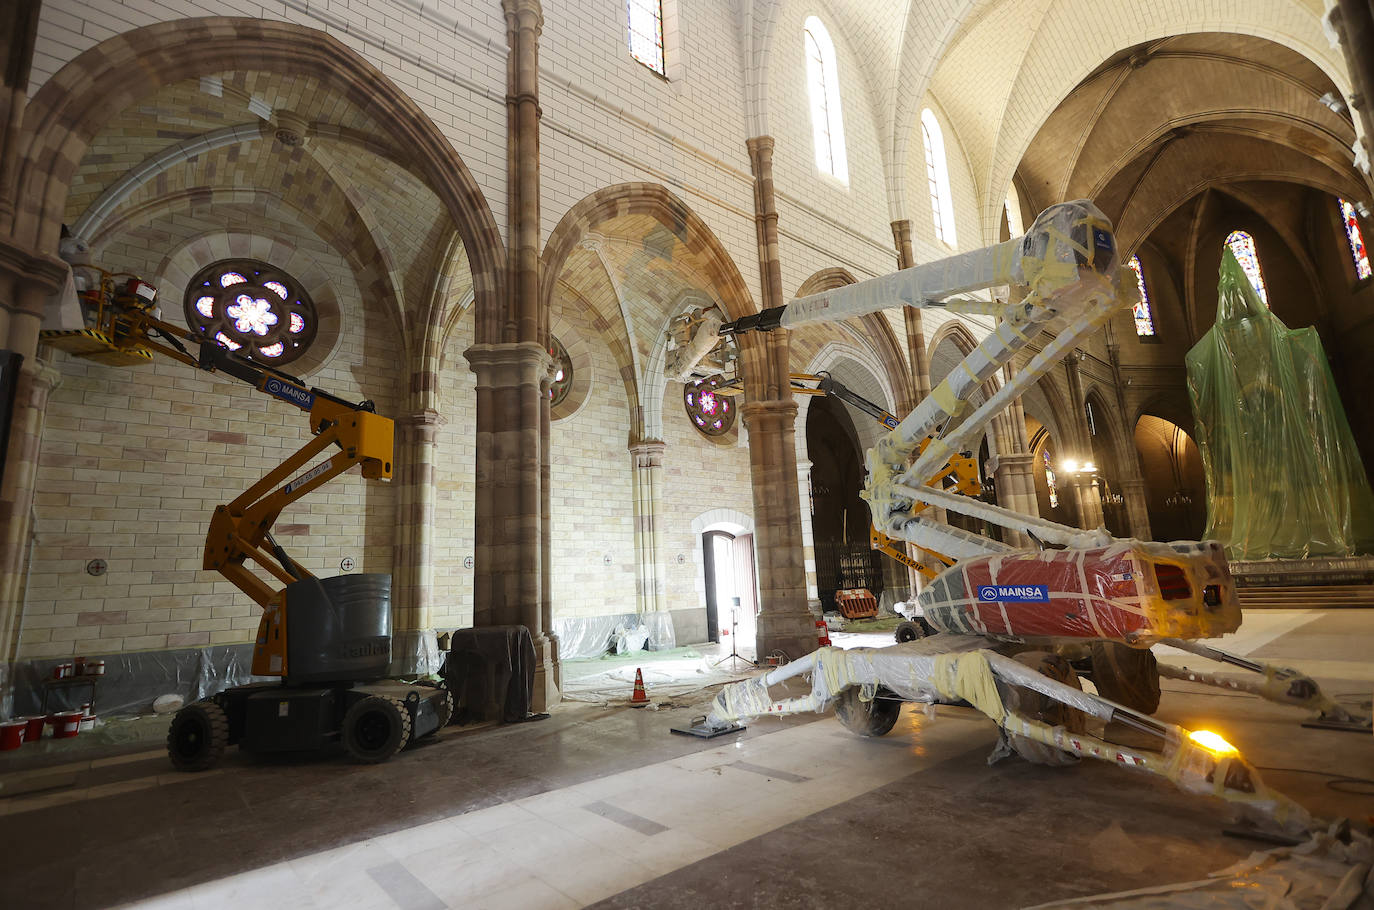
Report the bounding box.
[3,609,1371,909]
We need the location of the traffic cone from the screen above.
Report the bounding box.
[815,619,832,648]
[630,668,650,707]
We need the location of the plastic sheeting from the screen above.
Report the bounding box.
[706,637,1310,832]
[917,539,1240,644]
[1187,247,1374,559]
[553,612,677,660]
[1029,822,1372,909]
[4,644,268,719]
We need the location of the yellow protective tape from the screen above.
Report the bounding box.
[932,652,1007,725]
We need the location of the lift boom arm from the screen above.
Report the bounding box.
[40,272,394,675]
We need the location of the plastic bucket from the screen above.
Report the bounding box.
[0,720,25,750]
[48,711,82,739]
[19,715,45,742]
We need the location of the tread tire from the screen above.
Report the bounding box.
[1088,641,1161,715]
[167,701,228,772]
[342,695,412,763]
[894,621,925,643]
[835,687,902,737]
[1002,651,1087,767]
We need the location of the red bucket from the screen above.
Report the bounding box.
[0,720,25,750]
[48,710,83,739]
[19,715,45,742]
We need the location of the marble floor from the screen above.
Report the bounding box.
[1,609,1370,910]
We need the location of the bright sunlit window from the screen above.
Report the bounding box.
[922,109,957,247]
[627,0,665,76]
[1126,255,1155,337]
[804,17,848,183]
[1338,198,1371,281]
[1004,183,1024,237]
[1224,230,1268,306]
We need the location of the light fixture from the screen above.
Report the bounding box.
[1061,459,1078,474]
[1187,729,1237,756]
[1082,461,1096,473]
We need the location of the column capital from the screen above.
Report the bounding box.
[628,437,665,455]
[463,341,551,386]
[399,408,447,430]
[745,135,776,158]
[741,397,799,429]
[0,238,68,308]
[501,0,544,31]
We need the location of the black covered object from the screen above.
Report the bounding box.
[440,626,535,724]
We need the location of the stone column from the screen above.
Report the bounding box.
[745,136,813,659]
[795,457,822,610]
[1330,1,1374,196]
[991,453,1038,547]
[464,342,558,709]
[629,439,665,615]
[1062,353,1105,529]
[1120,478,1151,541]
[390,408,444,675]
[0,2,40,234]
[891,221,932,401]
[1106,341,1152,540]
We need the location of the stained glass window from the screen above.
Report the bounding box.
[183,259,317,364]
[684,375,735,437]
[804,17,848,182]
[548,337,572,407]
[922,109,957,247]
[627,0,665,76]
[1126,255,1155,337]
[1224,231,1268,306]
[1338,198,1371,280]
[1042,449,1059,509]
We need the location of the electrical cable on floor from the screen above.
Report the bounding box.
[1254,765,1374,796]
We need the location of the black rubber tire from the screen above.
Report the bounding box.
[1002,651,1087,767]
[342,695,412,763]
[834,687,903,737]
[1088,641,1161,715]
[433,685,454,731]
[894,620,925,643]
[167,701,228,772]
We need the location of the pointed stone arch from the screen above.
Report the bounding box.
[794,267,914,414]
[13,16,505,388]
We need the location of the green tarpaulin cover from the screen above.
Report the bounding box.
[1186,248,1374,560]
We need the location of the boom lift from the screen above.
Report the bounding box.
[41,270,450,769]
[678,200,1368,831]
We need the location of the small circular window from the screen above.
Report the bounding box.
[684,376,736,437]
[548,337,572,406]
[183,259,317,365]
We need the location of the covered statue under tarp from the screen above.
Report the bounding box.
[1185,247,1374,560]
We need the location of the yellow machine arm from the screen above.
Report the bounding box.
[41,271,394,677]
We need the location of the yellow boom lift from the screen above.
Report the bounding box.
[41,270,451,769]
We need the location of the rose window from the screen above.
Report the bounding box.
[183,259,317,364]
[684,375,735,437]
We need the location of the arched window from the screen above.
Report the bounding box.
[1125,255,1155,337]
[804,17,848,183]
[627,0,666,76]
[1224,230,1268,306]
[921,109,957,247]
[1004,182,1024,237]
[184,259,317,364]
[1338,198,1371,280]
[1042,449,1059,509]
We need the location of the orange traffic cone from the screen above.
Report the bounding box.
[630,668,650,707]
[815,619,832,648]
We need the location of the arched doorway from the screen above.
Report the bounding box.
[1134,415,1207,541]
[806,393,881,612]
[1028,418,1079,528]
[701,529,757,646]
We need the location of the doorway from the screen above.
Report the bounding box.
[702,530,757,646]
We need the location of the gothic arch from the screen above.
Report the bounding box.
[14,16,505,377]
[540,184,757,327]
[795,267,914,413]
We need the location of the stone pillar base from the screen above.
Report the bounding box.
[531,634,561,713]
[757,610,822,662]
